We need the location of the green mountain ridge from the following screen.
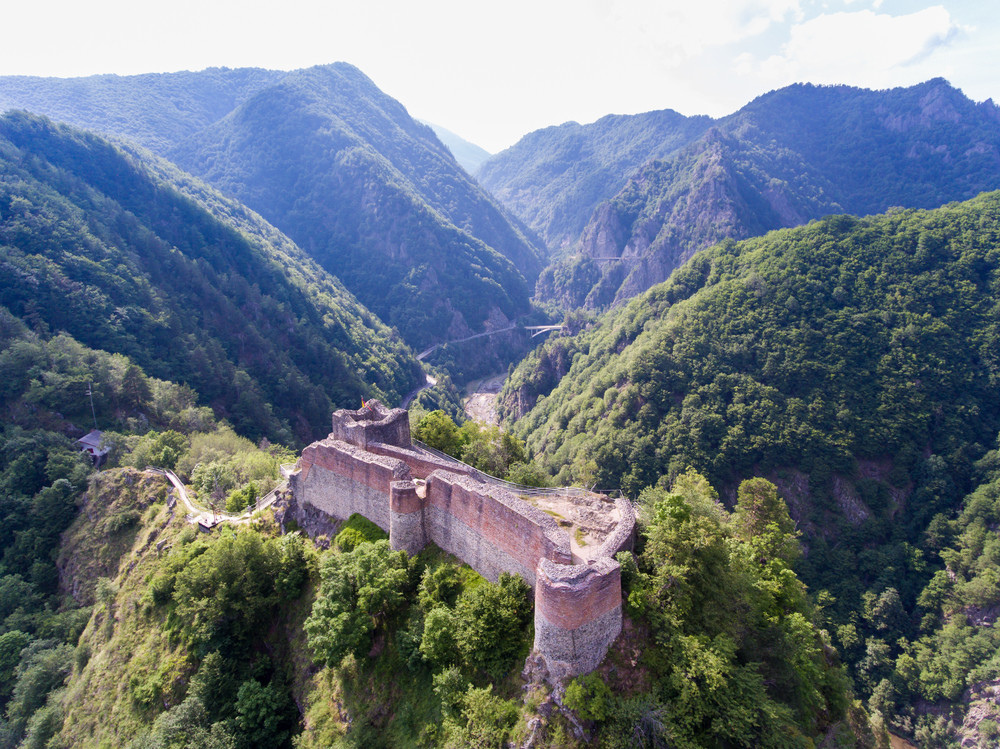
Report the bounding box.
[0,64,545,350]
[0,67,286,156]
[0,111,422,444]
[535,125,840,308]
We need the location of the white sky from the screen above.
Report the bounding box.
[1,0,994,153]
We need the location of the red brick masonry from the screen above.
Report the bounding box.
[535,558,622,630]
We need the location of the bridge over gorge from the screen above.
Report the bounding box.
[415,324,565,361]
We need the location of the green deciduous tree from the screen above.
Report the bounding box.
[305,540,412,666]
[170,529,310,651]
[234,678,294,749]
[419,606,458,669]
[413,411,464,456]
[454,573,531,678]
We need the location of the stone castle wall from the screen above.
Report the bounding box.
[419,471,572,586]
[294,438,410,532]
[291,401,634,680]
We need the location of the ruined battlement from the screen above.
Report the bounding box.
[330,400,411,450]
[290,400,634,680]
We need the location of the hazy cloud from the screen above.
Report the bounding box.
[737,6,966,86]
[606,0,802,65]
[0,0,991,152]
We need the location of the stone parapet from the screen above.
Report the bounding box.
[369,442,476,481]
[596,497,637,558]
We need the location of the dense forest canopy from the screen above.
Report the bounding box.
[0,302,313,748]
[502,190,1000,742]
[0,112,422,444]
[504,191,1000,497]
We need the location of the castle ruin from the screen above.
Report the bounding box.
[287,400,635,680]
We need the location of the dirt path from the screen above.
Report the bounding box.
[463,374,506,425]
[150,467,283,528]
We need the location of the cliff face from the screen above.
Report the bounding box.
[165,65,542,349]
[57,468,170,606]
[547,128,839,308]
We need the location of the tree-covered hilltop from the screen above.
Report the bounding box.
[0,63,545,350]
[0,67,286,156]
[11,445,870,748]
[0,296,869,747]
[503,191,1000,494]
[0,112,423,444]
[481,78,1000,308]
[500,191,1000,741]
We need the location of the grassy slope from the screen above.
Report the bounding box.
[57,472,194,746]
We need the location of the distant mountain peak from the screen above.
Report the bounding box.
[480,77,1000,310]
[417,119,491,174]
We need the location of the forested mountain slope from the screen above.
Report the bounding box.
[500,191,1000,742]
[504,190,1000,505]
[169,64,543,348]
[536,125,841,308]
[0,112,422,444]
[483,79,1000,308]
[476,108,713,251]
[0,64,544,349]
